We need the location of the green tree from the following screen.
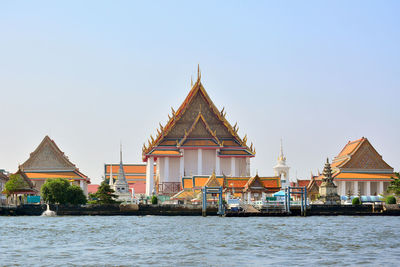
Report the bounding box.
[386,195,396,204]
[4,174,30,204]
[151,195,158,205]
[352,197,361,205]
[93,182,118,204]
[41,178,71,204]
[387,172,400,195]
[66,185,87,205]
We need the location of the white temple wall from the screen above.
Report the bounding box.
[169,157,180,182]
[235,158,247,176]
[202,149,216,175]
[184,149,198,176]
[158,157,165,183]
[220,158,231,176]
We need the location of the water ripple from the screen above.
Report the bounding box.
[1,216,400,266]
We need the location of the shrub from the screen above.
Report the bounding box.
[386,195,396,204]
[352,197,361,205]
[66,185,87,205]
[151,195,158,205]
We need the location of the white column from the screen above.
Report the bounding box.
[164,157,169,182]
[156,158,161,182]
[247,192,251,203]
[341,181,346,196]
[145,157,155,196]
[179,149,184,178]
[379,181,384,195]
[198,149,202,175]
[215,149,220,175]
[366,181,371,196]
[231,157,236,177]
[354,181,359,195]
[246,157,250,176]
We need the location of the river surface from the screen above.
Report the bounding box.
[0,216,399,266]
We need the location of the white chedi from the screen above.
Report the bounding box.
[273,140,290,189]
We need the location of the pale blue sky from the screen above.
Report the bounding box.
[1,1,399,184]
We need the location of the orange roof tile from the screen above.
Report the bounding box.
[226,178,249,188]
[334,172,395,180]
[106,164,155,174]
[222,140,240,147]
[183,139,218,146]
[337,138,364,157]
[24,172,83,179]
[149,150,181,156]
[182,178,193,189]
[219,150,251,155]
[159,140,178,146]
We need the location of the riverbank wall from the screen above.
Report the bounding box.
[0,204,218,216]
[1,203,399,216]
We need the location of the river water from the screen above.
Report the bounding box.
[0,216,399,266]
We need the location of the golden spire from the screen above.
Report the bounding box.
[191,76,193,87]
[197,64,201,80]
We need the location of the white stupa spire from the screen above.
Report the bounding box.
[273,138,290,188]
[109,164,113,186]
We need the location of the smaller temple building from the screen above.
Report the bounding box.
[17,136,90,196]
[304,137,395,199]
[331,137,394,196]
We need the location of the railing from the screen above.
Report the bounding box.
[158,182,181,195]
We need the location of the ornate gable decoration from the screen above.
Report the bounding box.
[142,68,255,159]
[244,174,265,191]
[205,172,221,187]
[20,136,77,171]
[341,139,393,171]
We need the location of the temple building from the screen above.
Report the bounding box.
[142,68,256,196]
[273,140,290,188]
[18,136,90,196]
[331,137,394,196]
[104,163,155,195]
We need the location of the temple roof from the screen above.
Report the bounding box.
[331,137,393,172]
[19,136,89,181]
[142,70,255,160]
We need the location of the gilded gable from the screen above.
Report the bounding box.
[166,93,231,139]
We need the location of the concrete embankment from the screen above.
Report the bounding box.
[0,204,218,216]
[1,203,400,216]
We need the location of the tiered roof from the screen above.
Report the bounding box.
[142,69,255,160]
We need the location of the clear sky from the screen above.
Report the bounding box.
[1,1,399,184]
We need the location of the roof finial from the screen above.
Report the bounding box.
[191,76,193,87]
[197,64,201,80]
[279,138,285,161]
